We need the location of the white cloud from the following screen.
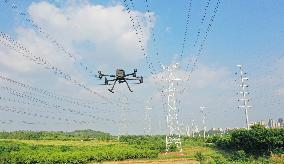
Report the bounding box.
[0,46,34,72]
[150,63,229,90]
[27,1,153,66]
[276,88,284,97]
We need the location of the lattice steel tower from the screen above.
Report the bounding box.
[200,106,207,140]
[236,65,252,130]
[162,63,182,152]
[119,96,128,136]
[144,97,152,135]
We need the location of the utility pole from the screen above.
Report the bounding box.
[186,124,191,136]
[236,65,252,130]
[162,63,182,152]
[200,106,207,140]
[191,120,195,137]
[144,97,152,135]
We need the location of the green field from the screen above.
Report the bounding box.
[0,126,283,163]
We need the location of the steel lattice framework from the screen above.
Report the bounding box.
[144,98,152,135]
[236,65,252,130]
[163,63,182,152]
[119,97,128,136]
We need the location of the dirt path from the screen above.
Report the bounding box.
[102,159,199,164]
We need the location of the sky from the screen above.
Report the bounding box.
[0,0,283,135]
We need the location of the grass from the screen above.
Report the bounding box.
[157,139,284,164]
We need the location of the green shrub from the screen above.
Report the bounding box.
[194,152,206,162]
[0,140,159,163]
[230,150,248,162]
[213,124,284,157]
[119,135,170,152]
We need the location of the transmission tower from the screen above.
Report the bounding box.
[162,63,182,152]
[119,96,128,136]
[236,65,252,130]
[144,97,152,135]
[200,106,207,140]
[191,120,198,137]
[186,124,191,137]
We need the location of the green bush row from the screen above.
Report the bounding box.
[0,141,159,163]
[212,124,284,156]
[118,135,177,152]
[0,130,113,141]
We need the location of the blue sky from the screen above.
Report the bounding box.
[0,0,283,134]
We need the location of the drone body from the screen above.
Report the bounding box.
[97,69,143,93]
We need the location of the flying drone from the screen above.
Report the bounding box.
[97,69,143,93]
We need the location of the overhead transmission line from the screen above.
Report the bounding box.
[192,0,212,49]
[178,0,193,63]
[0,32,112,103]
[0,92,140,125]
[0,86,120,121]
[1,0,97,78]
[0,96,61,114]
[0,119,46,125]
[181,0,221,93]
[0,105,113,125]
[123,0,169,109]
[0,74,112,111]
[144,0,163,70]
[123,0,158,75]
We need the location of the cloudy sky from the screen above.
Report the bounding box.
[0,0,283,135]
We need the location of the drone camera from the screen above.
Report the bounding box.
[116,69,125,78]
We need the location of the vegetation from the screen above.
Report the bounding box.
[119,135,176,152]
[213,124,284,156]
[0,127,283,163]
[0,129,113,141]
[0,140,158,163]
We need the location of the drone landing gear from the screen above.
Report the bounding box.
[108,80,117,93]
[125,80,133,92]
[107,79,133,93]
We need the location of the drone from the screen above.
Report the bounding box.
[97,69,143,93]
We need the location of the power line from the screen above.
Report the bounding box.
[122,0,156,75]
[0,32,112,103]
[144,0,163,70]
[0,104,123,125]
[178,0,193,63]
[0,74,111,111]
[192,0,212,48]
[181,0,221,93]
[1,0,97,78]
[0,87,120,122]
